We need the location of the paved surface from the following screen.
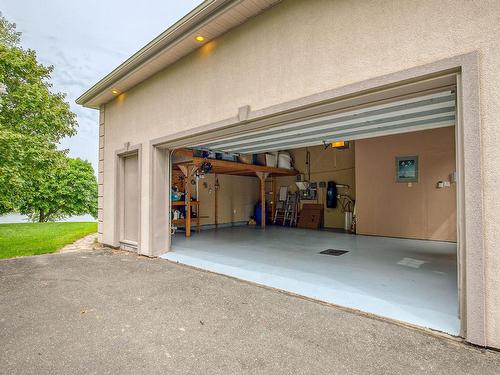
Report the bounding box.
[59,233,97,253]
[0,250,499,375]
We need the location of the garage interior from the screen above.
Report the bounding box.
[162,81,459,335]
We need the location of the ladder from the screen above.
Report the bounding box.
[274,192,299,227]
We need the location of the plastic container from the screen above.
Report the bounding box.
[237,154,254,164]
[216,152,236,162]
[344,211,353,231]
[256,153,277,167]
[254,202,267,226]
[278,152,292,169]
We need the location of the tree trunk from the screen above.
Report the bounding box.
[39,209,45,223]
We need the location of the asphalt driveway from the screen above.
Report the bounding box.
[0,249,498,374]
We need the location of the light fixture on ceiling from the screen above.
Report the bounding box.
[195,35,205,43]
[331,140,350,149]
[111,89,119,95]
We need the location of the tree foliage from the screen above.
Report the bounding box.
[18,158,98,222]
[0,129,64,214]
[0,12,77,142]
[0,14,20,47]
[0,13,97,221]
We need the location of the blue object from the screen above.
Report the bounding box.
[171,190,181,202]
[254,201,267,226]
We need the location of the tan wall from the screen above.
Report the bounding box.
[101,0,500,347]
[355,127,456,241]
[122,154,139,242]
[276,145,355,229]
[196,174,259,226]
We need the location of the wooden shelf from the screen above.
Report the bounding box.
[171,149,295,233]
[171,201,199,206]
[172,217,200,225]
[173,155,298,177]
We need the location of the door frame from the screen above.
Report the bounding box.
[115,144,142,252]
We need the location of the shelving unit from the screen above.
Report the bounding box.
[172,149,297,236]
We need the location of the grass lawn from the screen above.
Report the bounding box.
[0,222,97,259]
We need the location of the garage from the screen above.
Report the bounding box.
[160,75,459,334]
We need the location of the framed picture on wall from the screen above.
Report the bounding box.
[395,156,418,182]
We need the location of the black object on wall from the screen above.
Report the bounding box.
[326,181,337,208]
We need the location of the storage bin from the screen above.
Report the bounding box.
[237,154,254,164]
[278,152,292,169]
[256,153,277,167]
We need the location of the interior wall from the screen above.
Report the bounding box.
[196,174,259,226]
[276,144,355,229]
[355,127,456,241]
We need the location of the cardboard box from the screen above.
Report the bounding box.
[297,204,323,229]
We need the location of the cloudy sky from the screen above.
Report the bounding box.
[0,0,202,171]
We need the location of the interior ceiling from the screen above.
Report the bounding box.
[193,89,456,154]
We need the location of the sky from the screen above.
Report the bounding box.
[0,0,202,171]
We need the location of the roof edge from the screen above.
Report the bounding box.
[76,0,236,108]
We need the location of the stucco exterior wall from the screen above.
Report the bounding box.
[101,0,500,347]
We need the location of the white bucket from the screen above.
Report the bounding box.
[278,152,292,169]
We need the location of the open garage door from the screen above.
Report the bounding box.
[162,77,460,336]
[192,90,455,153]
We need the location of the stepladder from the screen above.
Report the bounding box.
[274,191,299,227]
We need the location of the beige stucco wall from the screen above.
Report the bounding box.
[101,0,500,347]
[355,127,457,241]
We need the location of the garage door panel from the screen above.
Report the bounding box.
[193,90,456,153]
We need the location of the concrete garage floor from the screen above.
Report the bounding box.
[1,250,499,374]
[166,227,459,335]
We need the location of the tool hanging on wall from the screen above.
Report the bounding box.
[295,148,317,200]
[326,181,337,208]
[200,161,213,174]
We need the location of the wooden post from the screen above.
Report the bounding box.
[214,174,218,229]
[185,172,191,237]
[271,176,276,222]
[256,172,269,228]
[179,165,198,238]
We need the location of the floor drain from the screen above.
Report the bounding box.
[319,249,349,256]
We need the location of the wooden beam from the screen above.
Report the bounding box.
[256,172,269,228]
[221,169,256,175]
[214,174,218,229]
[174,157,297,177]
[271,176,276,222]
[178,164,188,177]
[185,172,191,237]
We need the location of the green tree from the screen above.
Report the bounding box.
[18,158,98,222]
[0,129,64,214]
[0,15,20,47]
[0,13,96,220]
